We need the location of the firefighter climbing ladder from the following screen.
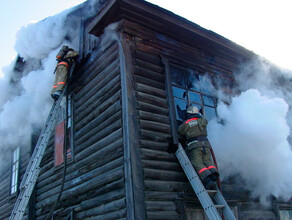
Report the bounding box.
[175,143,236,220]
[9,94,64,220]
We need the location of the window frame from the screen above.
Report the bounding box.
[54,94,75,168]
[10,147,20,195]
[163,57,217,145]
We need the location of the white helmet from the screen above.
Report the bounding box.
[187,106,199,114]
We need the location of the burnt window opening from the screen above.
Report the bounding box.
[170,64,217,123]
[10,147,20,195]
[54,95,74,167]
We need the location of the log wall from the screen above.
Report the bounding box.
[34,41,126,219]
[121,19,273,219]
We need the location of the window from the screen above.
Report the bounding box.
[54,95,74,167]
[170,64,217,123]
[279,210,292,220]
[11,147,20,195]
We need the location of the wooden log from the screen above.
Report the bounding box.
[136,83,166,99]
[74,62,120,110]
[75,120,122,156]
[144,180,192,193]
[143,168,187,182]
[77,208,127,220]
[137,91,168,109]
[36,157,123,200]
[0,176,9,194]
[0,193,9,207]
[74,43,119,90]
[141,159,181,172]
[140,139,169,152]
[146,211,180,220]
[135,58,164,74]
[135,66,164,82]
[139,119,171,134]
[135,49,162,66]
[0,202,14,219]
[132,27,238,76]
[138,110,170,126]
[36,166,124,209]
[137,101,168,116]
[75,109,121,147]
[76,198,126,219]
[140,129,171,143]
[74,73,120,118]
[75,92,121,132]
[80,188,125,210]
[135,75,165,90]
[74,70,120,122]
[74,54,119,103]
[73,48,119,99]
[75,101,121,141]
[128,20,241,69]
[39,160,54,177]
[140,148,176,162]
[37,137,123,189]
[145,201,177,211]
[144,191,181,201]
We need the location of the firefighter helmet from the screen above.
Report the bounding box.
[187,106,199,114]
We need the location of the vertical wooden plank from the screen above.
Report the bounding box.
[162,57,178,145]
[119,32,146,220]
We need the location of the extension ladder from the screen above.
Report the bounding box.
[175,143,236,220]
[9,92,65,220]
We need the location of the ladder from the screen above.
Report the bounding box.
[9,92,65,220]
[175,143,236,220]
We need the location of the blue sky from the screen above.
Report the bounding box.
[0,0,292,76]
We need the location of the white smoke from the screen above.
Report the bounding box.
[208,58,292,205]
[0,7,79,164]
[0,0,107,169]
[15,13,67,60]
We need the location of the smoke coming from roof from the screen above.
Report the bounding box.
[0,0,105,169]
[208,58,292,205]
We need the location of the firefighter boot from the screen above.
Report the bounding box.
[210,172,219,182]
[202,176,216,190]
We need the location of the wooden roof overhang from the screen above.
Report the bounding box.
[88,0,254,61]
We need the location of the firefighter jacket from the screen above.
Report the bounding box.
[178,113,210,151]
[51,50,79,94]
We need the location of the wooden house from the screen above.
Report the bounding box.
[1,0,291,219]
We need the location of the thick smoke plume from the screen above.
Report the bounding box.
[208,58,292,205]
[0,0,105,170]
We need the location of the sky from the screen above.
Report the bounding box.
[0,0,292,76]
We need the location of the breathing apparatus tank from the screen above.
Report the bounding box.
[56,45,69,60]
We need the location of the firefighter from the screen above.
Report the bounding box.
[51,45,79,101]
[178,106,219,190]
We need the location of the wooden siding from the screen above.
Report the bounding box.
[34,41,126,219]
[122,19,251,219]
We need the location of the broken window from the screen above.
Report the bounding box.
[169,64,217,123]
[164,58,218,145]
[54,95,74,167]
[11,147,20,195]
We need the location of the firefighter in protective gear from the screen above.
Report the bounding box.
[178,106,219,190]
[51,46,79,101]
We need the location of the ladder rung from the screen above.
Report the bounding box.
[215,204,225,209]
[207,190,217,195]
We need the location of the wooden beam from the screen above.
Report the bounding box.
[119,32,146,220]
